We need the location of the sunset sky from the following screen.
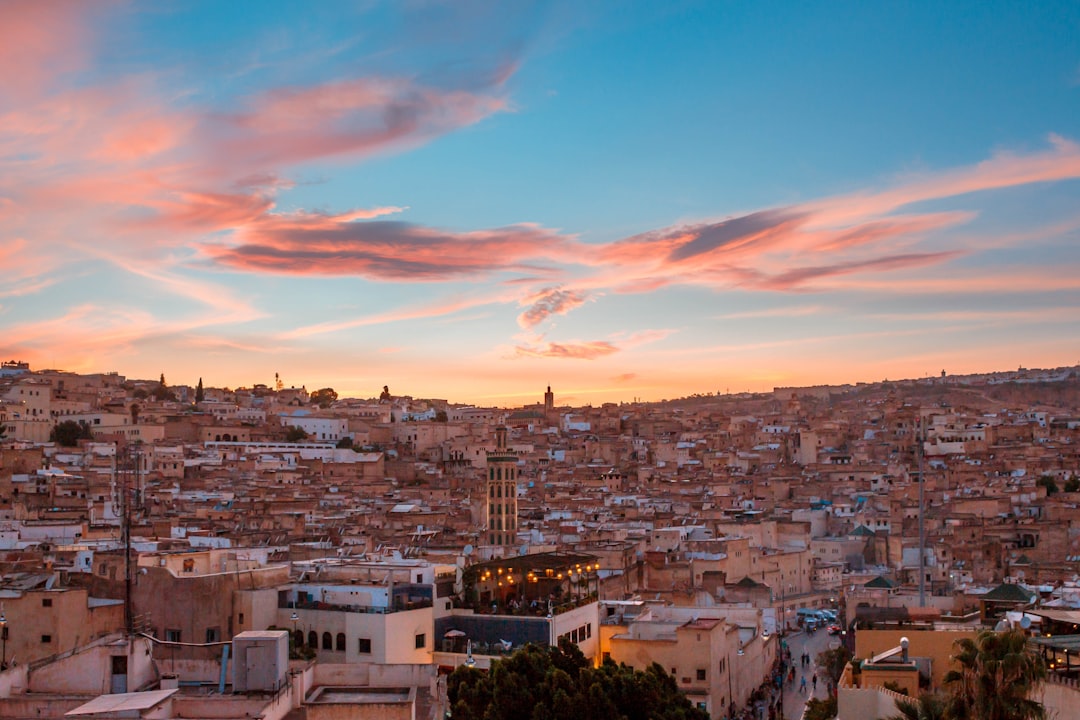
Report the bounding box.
[3,1,1080,405]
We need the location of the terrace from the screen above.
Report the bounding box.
[459,551,600,617]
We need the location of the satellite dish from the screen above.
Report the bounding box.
[1020,616,1032,629]
[463,544,474,555]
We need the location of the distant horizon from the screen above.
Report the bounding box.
[14,360,1079,408]
[3,3,1078,406]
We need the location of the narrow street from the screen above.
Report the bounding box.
[776,628,833,720]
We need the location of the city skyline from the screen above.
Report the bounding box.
[3,1,1080,405]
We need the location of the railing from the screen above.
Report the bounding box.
[280,598,433,615]
[458,593,598,617]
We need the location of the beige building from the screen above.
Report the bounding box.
[0,582,124,668]
[602,604,777,719]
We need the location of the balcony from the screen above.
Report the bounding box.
[279,597,432,615]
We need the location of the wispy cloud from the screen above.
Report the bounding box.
[514,340,620,360]
[517,287,590,329]
[206,221,577,280]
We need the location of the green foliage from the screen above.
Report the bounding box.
[887,691,950,720]
[285,425,308,442]
[195,377,204,403]
[1036,475,1059,495]
[336,436,354,449]
[151,382,177,401]
[943,628,1047,720]
[804,696,837,720]
[435,410,448,422]
[310,387,338,408]
[817,644,853,685]
[50,420,93,446]
[447,641,709,720]
[1064,477,1079,493]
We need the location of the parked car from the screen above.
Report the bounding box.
[827,624,842,635]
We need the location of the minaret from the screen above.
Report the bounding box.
[485,426,518,546]
[544,385,554,414]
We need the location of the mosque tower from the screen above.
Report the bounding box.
[485,426,518,546]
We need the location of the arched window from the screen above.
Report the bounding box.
[336,633,346,651]
[322,632,332,650]
[293,630,304,648]
[308,631,317,648]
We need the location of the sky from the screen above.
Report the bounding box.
[2,1,1080,406]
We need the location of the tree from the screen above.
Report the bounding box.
[50,420,93,447]
[887,691,950,720]
[285,426,308,442]
[943,628,1047,720]
[435,410,448,422]
[447,641,709,720]
[1036,475,1058,495]
[805,696,838,720]
[336,436,354,449]
[310,387,338,408]
[195,377,204,403]
[817,644,853,685]
[1065,477,1080,493]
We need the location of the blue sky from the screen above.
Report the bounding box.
[2,1,1079,403]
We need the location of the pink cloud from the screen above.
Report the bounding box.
[808,134,1080,227]
[204,78,508,170]
[206,220,579,280]
[514,340,620,360]
[0,0,102,103]
[752,251,965,291]
[517,287,589,329]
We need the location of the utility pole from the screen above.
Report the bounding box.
[121,444,141,634]
[917,415,926,608]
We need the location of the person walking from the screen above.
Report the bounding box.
[812,673,818,692]
[799,675,806,694]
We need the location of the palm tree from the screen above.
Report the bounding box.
[887,691,950,720]
[943,628,1046,720]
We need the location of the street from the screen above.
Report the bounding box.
[776,628,833,720]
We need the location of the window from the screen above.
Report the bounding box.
[206,627,221,643]
[322,632,332,650]
[308,631,318,648]
[182,558,195,573]
[238,613,244,626]
[165,629,181,642]
[697,668,706,681]
[42,598,52,607]
[41,635,52,643]
[415,633,426,649]
[358,638,372,654]
[336,633,346,651]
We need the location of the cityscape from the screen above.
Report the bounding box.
[1,362,1080,719]
[3,2,1080,720]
